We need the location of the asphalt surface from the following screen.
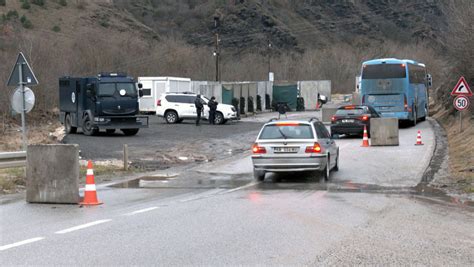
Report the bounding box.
[62,115,263,170]
[2,112,473,265]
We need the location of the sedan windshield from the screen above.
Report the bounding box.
[259,124,313,140]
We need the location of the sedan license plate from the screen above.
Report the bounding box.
[342,119,354,123]
[273,147,299,153]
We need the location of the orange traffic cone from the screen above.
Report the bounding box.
[361,125,370,147]
[80,160,102,205]
[415,130,424,146]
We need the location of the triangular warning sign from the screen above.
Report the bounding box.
[451,76,472,96]
[6,52,39,87]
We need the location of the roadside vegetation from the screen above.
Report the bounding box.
[0,0,472,193]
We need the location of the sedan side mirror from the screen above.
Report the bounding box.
[139,90,144,97]
[138,83,143,89]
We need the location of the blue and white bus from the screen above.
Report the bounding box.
[359,58,431,125]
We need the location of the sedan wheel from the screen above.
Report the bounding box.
[253,169,265,181]
[321,156,330,181]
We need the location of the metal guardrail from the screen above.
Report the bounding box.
[0,151,27,169]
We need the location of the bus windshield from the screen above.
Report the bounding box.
[362,64,406,79]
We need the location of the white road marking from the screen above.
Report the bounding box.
[124,207,158,216]
[0,237,45,251]
[221,181,259,194]
[55,219,112,234]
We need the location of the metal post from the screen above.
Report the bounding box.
[459,111,462,132]
[19,63,27,151]
[123,144,128,171]
[215,33,220,82]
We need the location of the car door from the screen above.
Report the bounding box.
[314,122,337,167]
[182,96,197,118]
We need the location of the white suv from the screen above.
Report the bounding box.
[156,93,238,124]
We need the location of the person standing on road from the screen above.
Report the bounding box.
[195,95,204,126]
[208,96,218,125]
[277,102,288,119]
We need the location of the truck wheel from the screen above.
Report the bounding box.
[165,111,178,124]
[122,129,139,136]
[82,115,98,136]
[106,129,116,135]
[65,114,77,134]
[215,112,224,124]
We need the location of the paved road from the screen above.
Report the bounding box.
[2,113,473,265]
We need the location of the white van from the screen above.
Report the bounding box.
[138,77,191,113]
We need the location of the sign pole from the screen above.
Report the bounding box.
[459,111,462,132]
[19,62,27,151]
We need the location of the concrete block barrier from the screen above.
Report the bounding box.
[322,107,338,123]
[26,144,80,204]
[370,118,399,146]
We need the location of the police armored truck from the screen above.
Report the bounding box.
[59,72,148,136]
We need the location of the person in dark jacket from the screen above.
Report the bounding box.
[277,102,288,119]
[195,95,204,126]
[208,96,218,125]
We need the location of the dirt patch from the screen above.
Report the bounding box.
[431,109,473,195]
[0,119,63,151]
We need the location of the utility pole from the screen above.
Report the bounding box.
[213,15,220,82]
[267,39,272,75]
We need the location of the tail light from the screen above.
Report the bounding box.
[403,94,407,110]
[157,99,161,106]
[331,116,337,122]
[361,115,369,121]
[252,143,266,154]
[305,142,321,153]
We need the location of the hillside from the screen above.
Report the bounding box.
[0,0,472,190]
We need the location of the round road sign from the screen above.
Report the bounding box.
[453,95,470,111]
[11,87,35,114]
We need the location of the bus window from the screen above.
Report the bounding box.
[408,64,426,84]
[362,64,406,79]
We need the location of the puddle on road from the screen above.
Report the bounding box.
[111,174,249,189]
[109,172,473,207]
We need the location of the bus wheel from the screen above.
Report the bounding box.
[420,106,427,121]
[411,107,417,126]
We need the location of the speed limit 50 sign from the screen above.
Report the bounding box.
[453,95,470,111]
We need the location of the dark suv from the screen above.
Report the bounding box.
[330,105,381,137]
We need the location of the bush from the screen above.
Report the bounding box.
[52,25,60,32]
[297,97,305,111]
[99,19,109,28]
[31,0,45,6]
[239,97,246,115]
[265,94,271,110]
[59,0,67,6]
[21,0,31,9]
[20,15,33,28]
[231,97,239,114]
[0,0,6,6]
[248,96,254,113]
[6,10,19,20]
[256,95,262,111]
